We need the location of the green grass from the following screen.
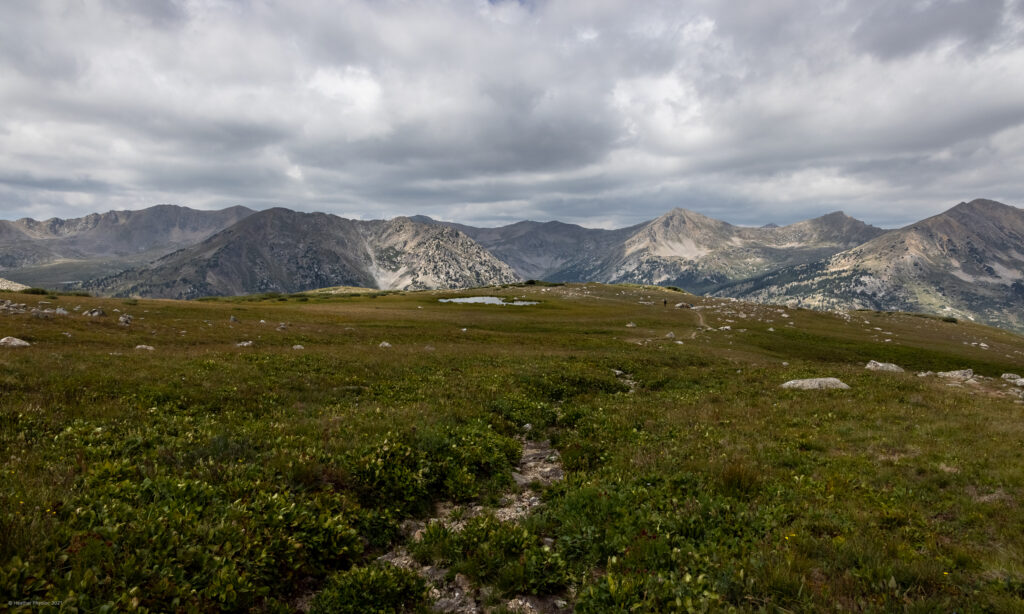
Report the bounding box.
[1,284,1023,612]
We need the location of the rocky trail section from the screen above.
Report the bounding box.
[370,438,567,614]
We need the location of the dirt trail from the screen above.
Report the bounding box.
[690,308,707,339]
[374,438,567,613]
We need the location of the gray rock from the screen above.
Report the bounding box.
[292,344,304,350]
[55,307,68,316]
[1002,373,1021,381]
[379,341,392,348]
[780,377,850,390]
[236,340,253,347]
[664,331,675,339]
[135,345,154,351]
[83,308,105,317]
[866,360,903,372]
[118,313,133,326]
[937,369,973,380]
[229,315,239,323]
[0,336,31,347]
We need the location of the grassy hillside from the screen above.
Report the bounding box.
[2,284,1023,612]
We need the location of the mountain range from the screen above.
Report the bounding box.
[1,199,1021,333]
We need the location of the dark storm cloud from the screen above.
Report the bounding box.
[853,0,1006,59]
[1,0,1023,229]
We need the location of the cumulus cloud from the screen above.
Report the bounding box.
[1,0,1023,228]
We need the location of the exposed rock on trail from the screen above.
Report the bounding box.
[611,369,637,393]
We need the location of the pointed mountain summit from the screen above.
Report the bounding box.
[582,208,885,293]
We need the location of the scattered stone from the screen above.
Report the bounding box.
[83,308,105,317]
[780,378,850,390]
[625,322,636,328]
[292,344,304,350]
[259,319,266,324]
[229,315,239,323]
[781,361,789,366]
[664,331,675,339]
[276,323,287,331]
[866,360,904,372]
[236,340,253,347]
[61,332,71,337]
[1002,373,1021,381]
[424,345,435,351]
[917,371,934,377]
[506,597,539,613]
[767,327,775,332]
[55,307,68,316]
[0,336,31,347]
[135,345,154,351]
[379,341,392,348]
[118,314,133,326]
[937,369,974,380]
[0,300,29,314]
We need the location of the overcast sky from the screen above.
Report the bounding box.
[2,0,1024,229]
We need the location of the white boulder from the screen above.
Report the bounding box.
[781,378,850,390]
[866,360,904,372]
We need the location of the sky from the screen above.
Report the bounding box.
[2,0,1024,229]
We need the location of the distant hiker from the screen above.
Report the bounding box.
[663,299,667,307]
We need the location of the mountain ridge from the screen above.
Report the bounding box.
[2,199,1021,334]
[86,208,519,299]
[713,198,1024,333]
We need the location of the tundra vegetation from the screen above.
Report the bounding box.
[1,283,1023,612]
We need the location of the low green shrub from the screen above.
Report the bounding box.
[310,564,428,614]
[410,515,568,595]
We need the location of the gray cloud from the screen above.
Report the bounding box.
[853,0,1005,60]
[1,0,1023,230]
